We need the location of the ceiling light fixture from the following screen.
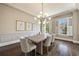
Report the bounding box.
[37,3,51,33]
[37,12,49,18]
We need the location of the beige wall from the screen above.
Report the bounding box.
[77,10,79,41]
[72,10,78,41]
[0,4,40,34]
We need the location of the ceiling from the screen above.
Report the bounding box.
[6,3,77,17]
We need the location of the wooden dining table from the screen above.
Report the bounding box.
[29,33,50,55]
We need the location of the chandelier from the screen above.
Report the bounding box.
[34,3,51,24]
[37,11,49,18]
[34,3,52,33]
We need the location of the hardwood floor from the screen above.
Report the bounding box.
[0,39,79,56]
[44,39,79,56]
[21,39,79,56]
[0,43,21,56]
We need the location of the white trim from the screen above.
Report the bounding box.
[73,40,79,44]
[55,37,79,44]
[0,40,20,47]
[55,37,73,42]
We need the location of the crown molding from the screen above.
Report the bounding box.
[2,3,36,17]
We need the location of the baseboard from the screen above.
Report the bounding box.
[73,40,79,44]
[55,37,79,44]
[55,37,73,42]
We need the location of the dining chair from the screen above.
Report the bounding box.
[43,35,52,55]
[51,34,56,46]
[20,37,36,56]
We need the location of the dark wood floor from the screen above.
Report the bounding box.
[43,39,79,56]
[0,39,79,56]
[25,39,79,56]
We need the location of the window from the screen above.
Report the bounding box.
[42,21,50,33]
[46,23,49,33]
[57,17,72,36]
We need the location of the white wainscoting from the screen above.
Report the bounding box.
[0,31,39,47]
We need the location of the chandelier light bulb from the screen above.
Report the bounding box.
[49,17,51,20]
[44,13,48,17]
[40,11,42,14]
[37,15,41,18]
[38,21,41,24]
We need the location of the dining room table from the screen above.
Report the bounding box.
[29,33,51,55]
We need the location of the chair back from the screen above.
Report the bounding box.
[51,34,56,43]
[44,35,52,47]
[20,37,29,53]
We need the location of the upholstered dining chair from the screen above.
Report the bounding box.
[20,37,36,56]
[51,34,56,46]
[43,35,52,55]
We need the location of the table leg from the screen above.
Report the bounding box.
[41,41,43,55]
[36,41,44,55]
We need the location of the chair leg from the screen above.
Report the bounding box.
[35,49,36,56]
[29,52,31,56]
[47,47,49,56]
